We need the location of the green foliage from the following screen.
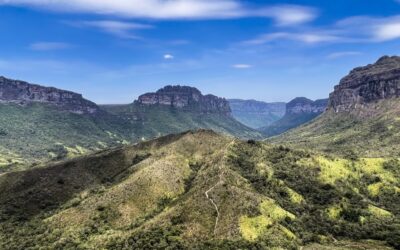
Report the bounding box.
[0,131,398,249]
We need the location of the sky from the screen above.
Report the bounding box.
[1,0,400,104]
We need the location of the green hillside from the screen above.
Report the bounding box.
[101,103,263,141]
[261,112,321,137]
[0,103,132,173]
[269,98,400,158]
[0,130,398,249]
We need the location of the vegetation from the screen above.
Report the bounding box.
[0,101,262,173]
[269,99,400,158]
[0,131,398,249]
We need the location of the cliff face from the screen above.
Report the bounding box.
[0,76,99,114]
[329,56,400,112]
[286,97,328,115]
[136,85,231,115]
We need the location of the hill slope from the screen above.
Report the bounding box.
[269,56,400,157]
[228,99,285,129]
[261,97,328,137]
[0,130,398,249]
[0,76,133,172]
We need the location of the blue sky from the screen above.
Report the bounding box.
[1,0,400,104]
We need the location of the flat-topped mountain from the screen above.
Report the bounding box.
[270,56,400,157]
[260,97,328,137]
[0,76,99,114]
[329,56,400,112]
[136,85,231,115]
[228,99,285,129]
[104,85,262,141]
[287,97,328,114]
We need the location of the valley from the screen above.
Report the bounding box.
[0,56,400,249]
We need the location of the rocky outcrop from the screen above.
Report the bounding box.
[0,76,99,114]
[286,97,328,115]
[135,85,231,115]
[329,56,400,112]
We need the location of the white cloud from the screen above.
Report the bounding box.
[232,64,252,69]
[0,0,317,25]
[327,51,362,59]
[65,20,152,39]
[374,20,400,41]
[256,5,317,26]
[336,16,400,42]
[164,54,174,60]
[245,15,400,46]
[29,42,72,51]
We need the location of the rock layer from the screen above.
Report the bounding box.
[136,85,231,115]
[0,76,99,114]
[329,56,400,112]
[286,97,328,115]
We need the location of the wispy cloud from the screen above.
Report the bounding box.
[245,32,341,45]
[65,20,153,39]
[232,64,252,69]
[29,42,72,51]
[0,1,317,25]
[245,15,400,46]
[327,51,362,59]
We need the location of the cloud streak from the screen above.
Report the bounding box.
[232,64,252,69]
[0,0,317,25]
[65,20,153,39]
[327,51,362,59]
[245,15,400,45]
[29,42,72,51]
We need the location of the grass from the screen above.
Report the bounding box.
[0,131,398,249]
[0,101,262,173]
[269,99,400,158]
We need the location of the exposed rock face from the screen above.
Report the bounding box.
[0,76,99,114]
[136,85,231,115]
[286,97,328,115]
[329,56,400,112]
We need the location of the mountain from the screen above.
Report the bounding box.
[0,76,133,172]
[0,76,99,114]
[102,85,263,141]
[0,80,261,172]
[0,130,398,249]
[228,99,286,129]
[270,56,400,157]
[260,97,328,137]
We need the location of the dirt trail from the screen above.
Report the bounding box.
[204,140,235,235]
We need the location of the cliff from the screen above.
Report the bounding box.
[329,56,400,112]
[0,76,99,114]
[287,97,328,115]
[135,85,231,115]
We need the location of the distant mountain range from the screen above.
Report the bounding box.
[0,80,261,172]
[228,99,285,129]
[260,97,328,137]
